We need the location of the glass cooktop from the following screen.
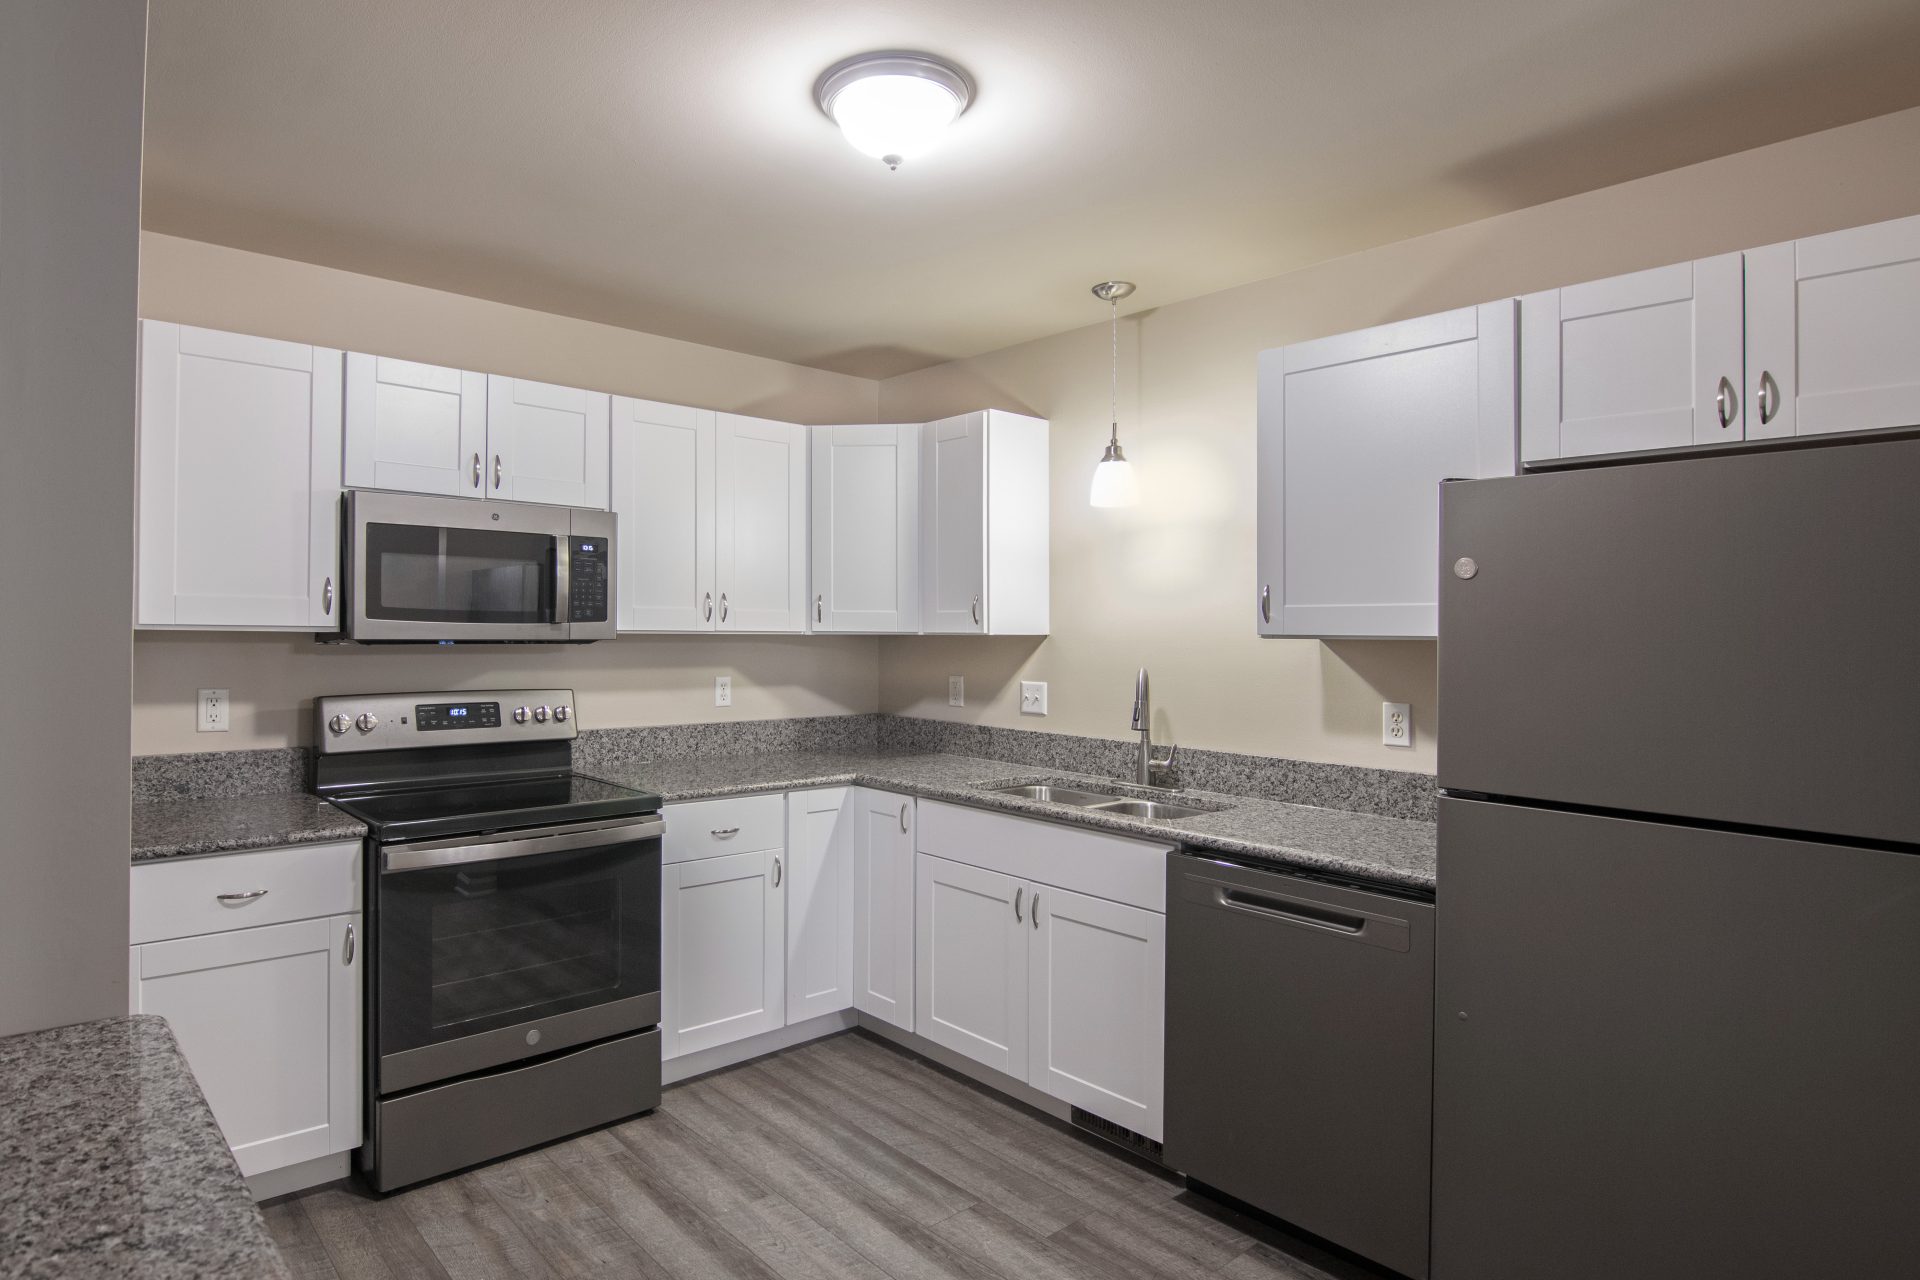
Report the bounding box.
[327,772,661,843]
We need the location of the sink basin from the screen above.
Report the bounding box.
[1088,798,1212,821]
[981,783,1119,807]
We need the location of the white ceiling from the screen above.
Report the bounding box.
[142,0,1920,378]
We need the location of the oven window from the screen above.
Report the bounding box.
[363,522,555,624]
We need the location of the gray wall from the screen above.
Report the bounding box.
[0,0,147,1036]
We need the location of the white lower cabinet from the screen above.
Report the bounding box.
[785,789,854,1023]
[850,788,917,1031]
[661,847,785,1057]
[916,854,1030,1076]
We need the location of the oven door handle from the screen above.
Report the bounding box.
[381,815,665,874]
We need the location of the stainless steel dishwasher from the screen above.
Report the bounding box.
[1164,852,1435,1280]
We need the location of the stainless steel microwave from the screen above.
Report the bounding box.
[342,490,615,643]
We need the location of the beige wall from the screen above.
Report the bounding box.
[875,106,1920,775]
[135,233,882,756]
[2,0,146,1034]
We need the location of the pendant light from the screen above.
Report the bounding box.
[1089,280,1139,508]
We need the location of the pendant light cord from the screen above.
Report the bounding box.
[1109,298,1120,447]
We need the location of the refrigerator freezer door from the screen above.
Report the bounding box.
[1432,797,1920,1280]
[1440,435,1920,844]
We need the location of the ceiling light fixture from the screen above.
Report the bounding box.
[815,52,973,170]
[1089,280,1139,509]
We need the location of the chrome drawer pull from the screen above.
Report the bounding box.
[216,889,269,903]
[1013,886,1024,923]
[343,923,356,966]
[772,855,782,887]
[899,802,909,833]
[710,826,740,838]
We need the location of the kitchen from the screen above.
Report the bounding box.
[7,2,1920,1278]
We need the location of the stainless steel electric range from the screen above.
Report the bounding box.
[314,688,663,1193]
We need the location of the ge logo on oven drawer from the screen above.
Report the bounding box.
[525,1028,542,1046]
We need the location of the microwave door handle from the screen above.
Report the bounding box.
[382,816,665,873]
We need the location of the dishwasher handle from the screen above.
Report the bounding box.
[1177,870,1413,953]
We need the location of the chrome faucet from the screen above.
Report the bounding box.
[1131,667,1179,788]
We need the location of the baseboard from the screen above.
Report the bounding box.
[853,1013,1073,1123]
[248,1149,351,1202]
[662,1009,857,1084]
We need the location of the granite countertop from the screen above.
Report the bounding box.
[588,750,1437,891]
[132,793,366,863]
[0,1016,290,1280]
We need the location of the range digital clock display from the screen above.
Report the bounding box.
[415,701,501,731]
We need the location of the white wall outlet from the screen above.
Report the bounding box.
[714,676,732,708]
[1019,681,1049,716]
[1382,702,1412,748]
[948,675,965,707]
[197,688,230,733]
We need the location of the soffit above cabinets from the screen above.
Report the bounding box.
[141,0,1920,378]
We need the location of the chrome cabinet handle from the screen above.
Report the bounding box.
[323,576,333,615]
[493,454,503,489]
[898,802,909,833]
[343,923,356,966]
[1260,584,1271,624]
[1758,370,1779,425]
[816,594,823,624]
[471,453,481,487]
[1013,886,1024,923]
[216,889,268,903]
[772,855,782,887]
[971,594,981,626]
[710,826,740,838]
[719,593,729,622]
[704,592,714,622]
[1716,376,1736,429]
[1031,891,1041,929]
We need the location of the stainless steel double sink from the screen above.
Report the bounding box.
[979,781,1218,821]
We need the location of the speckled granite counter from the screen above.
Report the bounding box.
[0,1016,289,1279]
[586,750,1436,891]
[132,793,366,863]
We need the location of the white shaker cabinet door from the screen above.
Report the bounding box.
[1026,884,1166,1141]
[612,397,716,631]
[810,424,921,633]
[131,913,361,1177]
[343,353,487,497]
[137,322,343,629]
[1520,254,1745,464]
[785,789,854,1024]
[662,848,786,1057]
[919,412,987,633]
[715,413,808,632]
[915,853,1028,1077]
[484,375,611,509]
[851,790,916,1032]
[1746,214,1920,442]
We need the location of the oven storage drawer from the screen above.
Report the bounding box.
[131,840,362,944]
[664,794,785,863]
[369,1028,660,1192]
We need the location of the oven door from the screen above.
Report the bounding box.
[346,490,572,642]
[374,814,662,1093]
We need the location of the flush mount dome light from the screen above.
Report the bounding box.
[815,52,973,170]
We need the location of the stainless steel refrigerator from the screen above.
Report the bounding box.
[1433,436,1920,1280]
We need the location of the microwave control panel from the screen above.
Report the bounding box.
[569,536,609,624]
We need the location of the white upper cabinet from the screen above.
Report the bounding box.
[715,412,808,632]
[612,397,716,631]
[485,375,611,509]
[921,410,1049,635]
[810,424,921,633]
[138,322,343,630]
[343,353,487,497]
[1257,302,1516,639]
[1745,214,1920,441]
[1520,254,1745,465]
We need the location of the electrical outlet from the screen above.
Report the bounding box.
[948,675,965,707]
[1382,702,1412,748]
[198,688,230,733]
[1019,681,1049,715]
[715,676,732,708]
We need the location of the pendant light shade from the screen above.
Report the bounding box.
[1089,280,1138,508]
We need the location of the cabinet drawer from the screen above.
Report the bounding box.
[664,794,785,863]
[131,840,363,945]
[916,801,1173,912]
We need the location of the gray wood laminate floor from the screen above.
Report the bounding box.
[262,1030,1395,1280]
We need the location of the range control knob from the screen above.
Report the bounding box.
[512,706,531,724]
[532,705,551,724]
[553,705,571,723]
[327,713,351,736]
[354,712,379,733]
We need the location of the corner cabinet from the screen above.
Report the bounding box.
[810,425,921,633]
[785,789,855,1023]
[137,322,343,630]
[849,788,917,1031]
[921,410,1050,635]
[1257,302,1516,639]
